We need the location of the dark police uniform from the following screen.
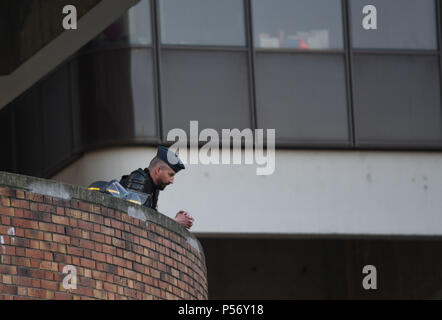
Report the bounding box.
[119,146,185,210]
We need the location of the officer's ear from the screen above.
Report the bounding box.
[154,165,163,176]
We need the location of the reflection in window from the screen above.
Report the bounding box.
[91,0,151,46]
[159,0,246,46]
[252,0,343,49]
[353,55,442,144]
[255,54,349,142]
[349,0,437,49]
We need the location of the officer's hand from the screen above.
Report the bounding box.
[174,210,194,229]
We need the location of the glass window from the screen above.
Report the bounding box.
[160,50,251,137]
[159,0,246,46]
[349,0,437,49]
[252,0,344,49]
[127,0,152,45]
[78,48,157,146]
[255,53,349,142]
[353,55,442,145]
[13,85,44,177]
[91,0,152,46]
[41,65,73,171]
[0,107,13,172]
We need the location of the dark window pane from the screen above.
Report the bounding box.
[159,0,246,46]
[0,107,13,172]
[79,48,157,146]
[126,0,152,45]
[69,59,83,152]
[353,55,442,145]
[252,0,343,49]
[255,53,349,143]
[131,49,157,138]
[161,50,251,137]
[13,85,44,177]
[89,0,151,47]
[349,0,437,49]
[41,65,73,171]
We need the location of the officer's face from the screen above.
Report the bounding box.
[157,166,176,190]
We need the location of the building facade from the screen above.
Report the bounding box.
[2,0,442,298]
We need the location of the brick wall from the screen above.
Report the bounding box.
[0,171,207,300]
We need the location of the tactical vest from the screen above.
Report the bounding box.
[120,168,159,210]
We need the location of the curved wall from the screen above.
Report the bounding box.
[0,171,207,300]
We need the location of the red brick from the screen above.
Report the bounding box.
[80,258,95,269]
[70,218,78,227]
[112,238,125,249]
[39,241,57,252]
[54,292,72,300]
[25,192,42,202]
[40,261,58,271]
[101,225,114,236]
[79,239,94,250]
[89,213,103,224]
[44,252,53,261]
[112,256,126,268]
[38,203,55,213]
[67,209,82,219]
[53,234,70,244]
[43,233,52,242]
[28,288,47,299]
[65,227,81,237]
[52,215,69,225]
[23,210,51,222]
[25,229,44,240]
[40,280,58,291]
[11,256,31,267]
[93,252,106,263]
[38,222,57,232]
[93,224,100,233]
[90,232,105,243]
[83,248,92,259]
[78,220,94,231]
[103,282,117,293]
[0,285,18,295]
[0,187,14,197]
[0,206,14,216]
[92,270,107,281]
[16,277,33,286]
[56,225,65,234]
[16,190,25,199]
[67,245,83,256]
[26,248,44,259]
[1,196,10,206]
[79,202,93,212]
[111,220,123,230]
[101,244,116,255]
[11,199,29,209]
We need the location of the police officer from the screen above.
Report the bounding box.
[120,146,194,229]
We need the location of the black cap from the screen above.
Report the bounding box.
[157,146,185,173]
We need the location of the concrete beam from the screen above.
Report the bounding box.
[0,0,140,110]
